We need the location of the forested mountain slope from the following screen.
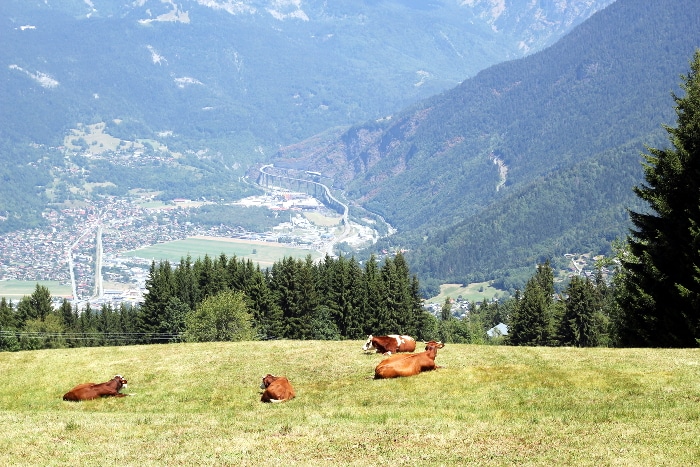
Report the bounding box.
[0,0,612,232]
[273,0,700,290]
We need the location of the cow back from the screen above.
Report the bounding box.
[260,375,295,403]
[374,343,443,379]
[398,335,416,352]
[374,353,420,379]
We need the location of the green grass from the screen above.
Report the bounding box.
[123,237,321,267]
[0,280,72,300]
[1,342,699,465]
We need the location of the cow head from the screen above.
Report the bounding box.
[260,374,278,390]
[113,375,128,390]
[362,335,375,352]
[424,341,444,351]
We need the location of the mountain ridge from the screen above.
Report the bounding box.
[1,0,614,147]
[271,0,700,290]
[0,0,613,233]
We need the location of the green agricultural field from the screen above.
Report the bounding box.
[1,341,699,465]
[123,237,321,267]
[0,280,72,300]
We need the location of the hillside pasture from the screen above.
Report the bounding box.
[427,281,506,304]
[123,236,320,267]
[0,341,698,465]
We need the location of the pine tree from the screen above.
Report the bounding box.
[345,257,368,339]
[508,262,556,346]
[0,298,19,351]
[560,276,598,347]
[15,297,35,328]
[97,304,116,345]
[508,277,548,345]
[212,253,230,295]
[439,297,454,343]
[195,255,217,300]
[440,297,452,321]
[79,303,100,346]
[293,255,319,339]
[270,256,318,339]
[320,255,349,336]
[174,256,199,311]
[392,252,416,333]
[270,256,297,337]
[377,256,399,333]
[407,274,425,337]
[28,284,53,322]
[619,50,700,347]
[139,260,175,342]
[0,297,17,329]
[363,255,385,335]
[160,297,189,340]
[58,299,76,333]
[534,260,555,305]
[226,254,245,291]
[245,265,283,340]
[117,303,140,345]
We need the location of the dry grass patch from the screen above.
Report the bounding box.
[428,281,505,303]
[303,211,341,227]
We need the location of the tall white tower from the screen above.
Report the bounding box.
[94,224,103,298]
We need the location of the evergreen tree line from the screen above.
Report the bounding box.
[140,251,437,342]
[0,252,679,351]
[0,290,144,352]
[0,255,616,352]
[505,261,617,347]
[0,252,445,351]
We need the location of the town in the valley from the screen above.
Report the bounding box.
[0,189,378,309]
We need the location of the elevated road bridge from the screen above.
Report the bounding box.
[257,165,347,219]
[257,165,350,256]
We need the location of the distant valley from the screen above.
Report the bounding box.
[5,0,695,297]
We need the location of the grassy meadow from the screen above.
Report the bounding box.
[427,282,506,304]
[1,341,699,466]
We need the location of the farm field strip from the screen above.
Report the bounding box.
[123,236,321,266]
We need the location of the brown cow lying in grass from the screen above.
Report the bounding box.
[62,375,128,401]
[260,374,296,403]
[374,341,444,379]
